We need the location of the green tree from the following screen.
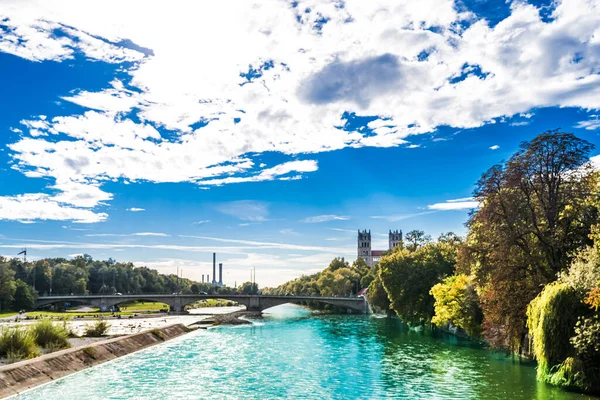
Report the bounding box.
[430,274,482,337]
[367,267,391,313]
[379,241,456,324]
[12,279,36,310]
[404,230,431,251]
[238,281,258,294]
[73,278,87,295]
[0,263,16,311]
[327,257,348,272]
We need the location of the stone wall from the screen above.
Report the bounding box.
[0,324,191,399]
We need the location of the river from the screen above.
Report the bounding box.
[15,305,596,400]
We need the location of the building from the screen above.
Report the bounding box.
[357,229,403,267]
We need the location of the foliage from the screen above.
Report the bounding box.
[0,254,242,313]
[404,230,431,251]
[571,316,600,368]
[526,282,584,380]
[237,282,258,295]
[12,279,36,310]
[84,319,110,337]
[379,241,456,324]
[584,288,600,311]
[273,257,368,298]
[367,268,390,313]
[0,327,39,360]
[0,263,16,311]
[32,319,70,350]
[462,130,598,350]
[430,274,483,337]
[558,246,600,293]
[546,357,589,392]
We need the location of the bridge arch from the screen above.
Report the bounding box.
[34,295,367,314]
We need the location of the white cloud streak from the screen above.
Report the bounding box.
[301,215,349,223]
[427,197,480,210]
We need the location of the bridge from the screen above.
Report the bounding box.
[34,294,368,314]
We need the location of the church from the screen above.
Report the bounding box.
[357,229,402,267]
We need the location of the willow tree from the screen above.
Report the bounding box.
[461,130,598,350]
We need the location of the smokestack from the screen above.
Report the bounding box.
[219,263,223,286]
[212,253,216,285]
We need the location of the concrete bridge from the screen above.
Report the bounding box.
[34,294,368,314]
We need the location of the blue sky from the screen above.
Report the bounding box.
[1,0,600,286]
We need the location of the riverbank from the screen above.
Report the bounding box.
[0,324,191,399]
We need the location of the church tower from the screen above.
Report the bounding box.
[357,229,373,266]
[389,229,403,250]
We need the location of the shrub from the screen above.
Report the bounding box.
[32,320,70,350]
[84,319,110,337]
[0,327,39,361]
[82,346,97,359]
[571,316,600,368]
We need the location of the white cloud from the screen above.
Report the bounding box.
[371,211,435,221]
[193,220,210,225]
[489,145,500,150]
[85,232,168,237]
[575,118,600,130]
[178,234,353,253]
[2,0,600,222]
[427,197,480,210]
[196,160,318,186]
[127,207,145,212]
[0,193,107,223]
[301,215,349,223]
[216,200,269,221]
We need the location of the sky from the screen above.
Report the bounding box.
[1,0,600,287]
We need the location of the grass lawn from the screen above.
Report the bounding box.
[24,301,170,319]
[0,311,18,318]
[118,301,169,311]
[190,299,237,308]
[24,311,135,318]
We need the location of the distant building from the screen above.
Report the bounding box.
[357,229,403,267]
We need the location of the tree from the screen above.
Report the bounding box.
[379,241,456,324]
[0,263,16,311]
[430,274,482,337]
[238,281,258,295]
[367,267,390,313]
[462,130,598,350]
[190,284,200,294]
[73,278,87,295]
[404,230,432,251]
[12,279,36,310]
[327,257,348,272]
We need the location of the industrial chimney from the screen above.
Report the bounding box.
[218,263,223,286]
[212,253,216,285]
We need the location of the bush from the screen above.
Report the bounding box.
[84,319,110,337]
[0,327,39,361]
[32,320,70,350]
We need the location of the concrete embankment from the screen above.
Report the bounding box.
[0,323,191,399]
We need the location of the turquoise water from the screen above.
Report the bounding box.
[17,305,597,399]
